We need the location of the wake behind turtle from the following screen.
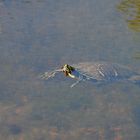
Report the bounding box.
[40,62,140,87]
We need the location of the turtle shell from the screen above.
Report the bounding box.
[71,62,138,82]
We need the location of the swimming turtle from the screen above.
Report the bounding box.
[40,62,140,87]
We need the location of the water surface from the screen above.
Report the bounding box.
[0,0,140,139]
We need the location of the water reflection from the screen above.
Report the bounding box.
[118,0,140,32]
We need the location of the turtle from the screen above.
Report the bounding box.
[40,62,140,87]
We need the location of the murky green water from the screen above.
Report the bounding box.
[0,0,140,139]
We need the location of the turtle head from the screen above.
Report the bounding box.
[61,64,75,78]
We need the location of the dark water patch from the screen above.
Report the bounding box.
[68,95,93,110]
[1,0,12,7]
[45,112,73,131]
[22,0,32,4]
[132,106,140,127]
[30,112,44,121]
[8,124,22,135]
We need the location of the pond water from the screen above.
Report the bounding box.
[0,0,140,139]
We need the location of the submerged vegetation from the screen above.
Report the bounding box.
[133,52,140,59]
[118,0,140,32]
